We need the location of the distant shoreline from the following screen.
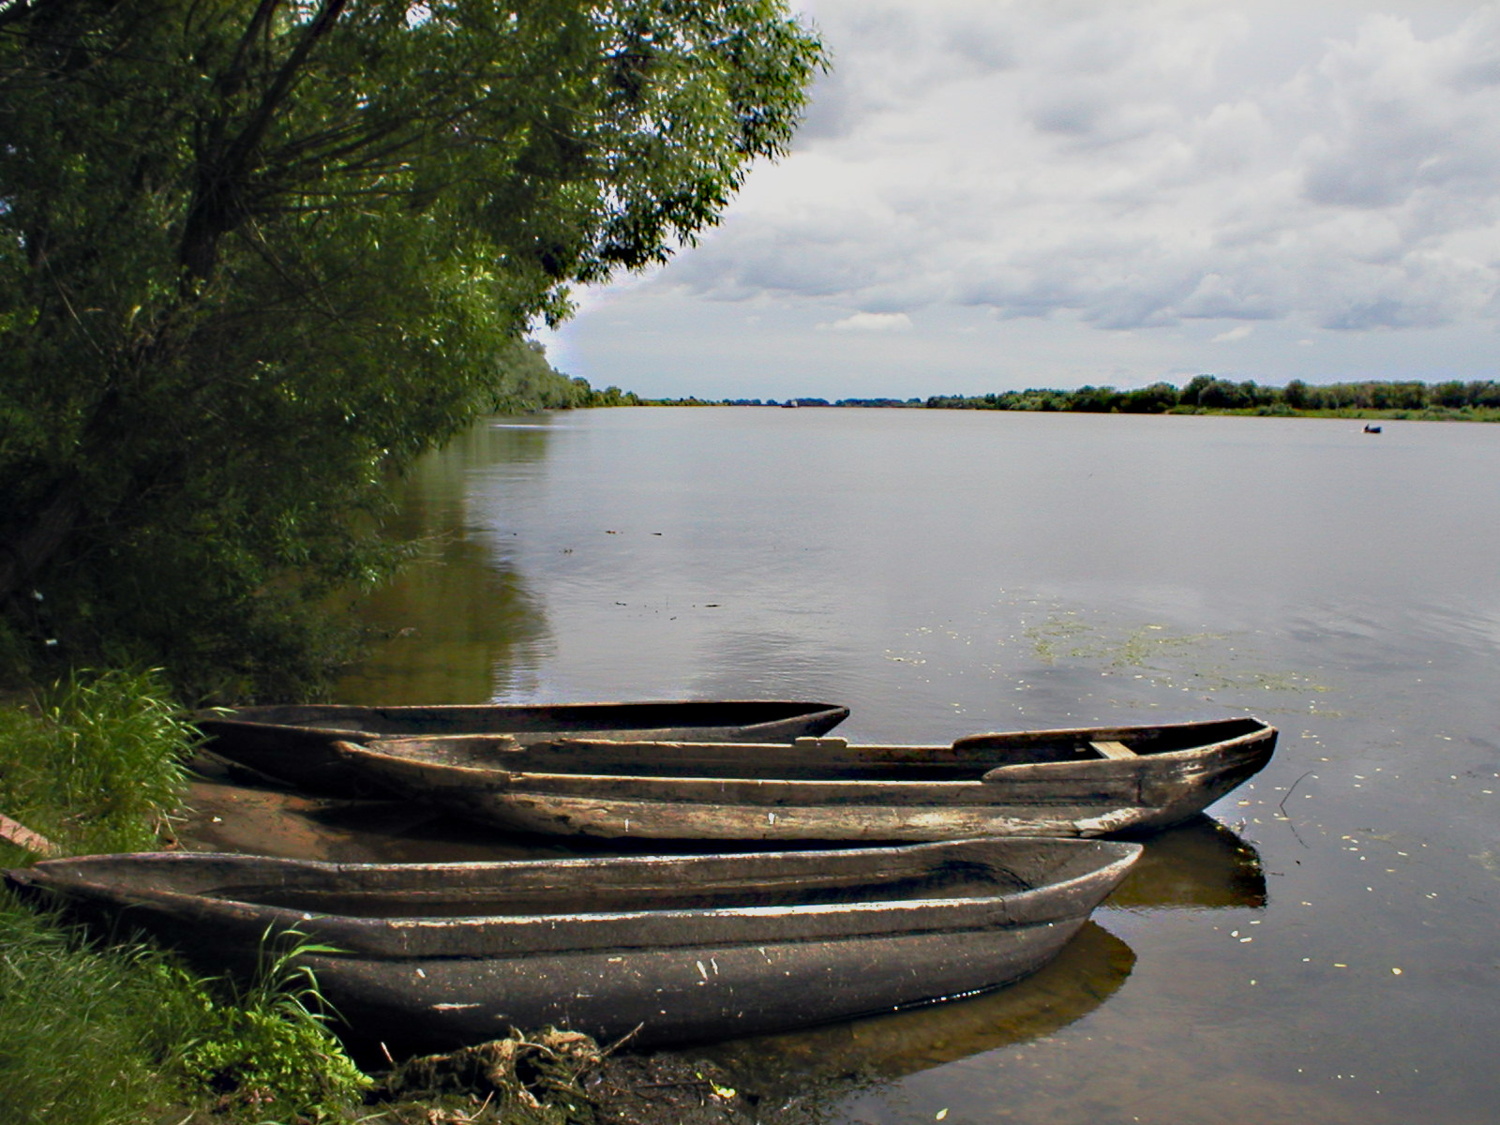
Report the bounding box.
[640,401,1500,423]
[636,377,1500,422]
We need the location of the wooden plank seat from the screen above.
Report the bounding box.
[1089,740,1137,760]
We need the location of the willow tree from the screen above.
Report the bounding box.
[0,0,823,697]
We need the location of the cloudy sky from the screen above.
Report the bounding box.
[541,0,1500,400]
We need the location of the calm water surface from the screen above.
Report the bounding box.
[337,407,1500,1124]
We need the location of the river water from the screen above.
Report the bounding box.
[333,406,1500,1125]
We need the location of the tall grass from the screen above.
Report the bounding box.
[0,898,370,1125]
[0,667,197,858]
[0,670,370,1123]
[0,891,208,1125]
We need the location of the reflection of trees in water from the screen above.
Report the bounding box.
[336,418,556,705]
[379,418,556,542]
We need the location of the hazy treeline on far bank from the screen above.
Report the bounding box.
[926,375,1500,418]
[653,376,1500,420]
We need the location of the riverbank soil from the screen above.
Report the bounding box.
[364,1033,757,1125]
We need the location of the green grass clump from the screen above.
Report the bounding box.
[0,667,198,858]
[177,928,372,1120]
[0,895,371,1125]
[0,891,207,1125]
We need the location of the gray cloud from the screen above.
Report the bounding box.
[547,2,1500,395]
[658,2,1500,336]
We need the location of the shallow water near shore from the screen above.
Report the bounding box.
[302,406,1500,1124]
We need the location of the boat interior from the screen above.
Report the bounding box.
[381,717,1269,781]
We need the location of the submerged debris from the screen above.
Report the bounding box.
[586,1051,757,1125]
[375,1030,599,1123]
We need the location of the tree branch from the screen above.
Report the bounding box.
[179,0,348,282]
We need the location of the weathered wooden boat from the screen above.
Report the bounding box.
[194,699,849,798]
[5,838,1140,1050]
[332,716,1276,841]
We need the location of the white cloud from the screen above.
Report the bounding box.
[1212,325,1254,343]
[819,312,914,332]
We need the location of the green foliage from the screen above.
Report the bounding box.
[0,668,198,857]
[1120,382,1181,413]
[0,896,370,1125]
[487,339,637,412]
[0,669,371,1121]
[177,929,371,1120]
[0,893,210,1125]
[0,0,824,700]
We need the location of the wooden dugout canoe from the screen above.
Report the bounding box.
[333,716,1276,841]
[193,699,849,798]
[5,838,1140,1050]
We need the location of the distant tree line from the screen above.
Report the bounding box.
[644,396,924,407]
[644,380,1500,417]
[923,377,1500,417]
[493,342,641,411]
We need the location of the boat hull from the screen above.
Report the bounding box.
[315,916,1088,1049]
[5,838,1139,1050]
[194,699,849,798]
[338,717,1277,841]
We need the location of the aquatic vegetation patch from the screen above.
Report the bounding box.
[1024,613,1226,675]
[1021,612,1331,699]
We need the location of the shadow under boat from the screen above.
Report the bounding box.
[680,819,1262,1100]
[1107,814,1267,910]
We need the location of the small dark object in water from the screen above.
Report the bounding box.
[1364,424,1382,433]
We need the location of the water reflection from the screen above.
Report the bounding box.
[703,922,1133,1109]
[335,420,558,704]
[1111,816,1267,910]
